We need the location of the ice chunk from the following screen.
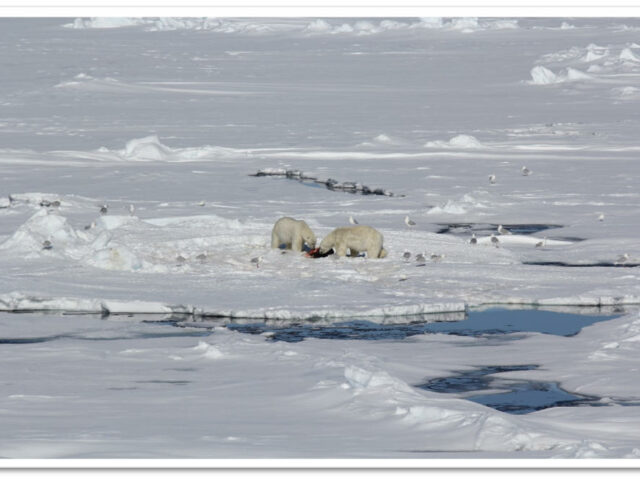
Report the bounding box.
[123,135,173,161]
[565,67,592,81]
[0,210,79,253]
[448,134,484,148]
[529,66,558,85]
[620,48,640,62]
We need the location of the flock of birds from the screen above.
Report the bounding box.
[348,164,630,267]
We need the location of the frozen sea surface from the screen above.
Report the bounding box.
[2,17,640,460]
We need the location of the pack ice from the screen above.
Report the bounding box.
[1,17,640,461]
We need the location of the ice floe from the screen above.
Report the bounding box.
[424,134,485,149]
[64,17,520,36]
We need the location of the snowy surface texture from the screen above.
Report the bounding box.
[1,17,640,460]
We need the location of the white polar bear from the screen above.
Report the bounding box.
[319,225,388,259]
[271,217,317,252]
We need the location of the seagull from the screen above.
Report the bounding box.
[415,253,426,266]
[616,253,630,264]
[42,240,52,250]
[198,200,205,207]
[430,253,445,262]
[402,251,411,261]
[349,215,359,225]
[404,215,416,228]
[251,256,263,268]
[491,234,500,247]
[522,166,532,176]
[100,204,108,215]
[489,174,496,185]
[128,204,135,216]
[535,236,547,248]
[498,224,512,235]
[598,213,605,222]
[470,233,477,245]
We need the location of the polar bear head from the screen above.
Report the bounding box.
[302,229,316,249]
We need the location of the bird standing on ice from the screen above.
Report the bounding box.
[498,225,512,235]
[598,213,605,222]
[251,256,263,268]
[535,237,547,248]
[616,253,630,265]
[349,215,358,225]
[491,234,500,247]
[404,215,416,228]
[522,166,532,176]
[489,174,496,184]
[128,204,135,216]
[100,204,108,215]
[403,251,411,261]
[415,253,426,265]
[470,233,477,245]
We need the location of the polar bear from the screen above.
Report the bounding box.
[271,217,317,252]
[318,225,388,259]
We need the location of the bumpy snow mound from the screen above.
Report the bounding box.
[0,210,79,254]
[90,136,249,163]
[529,65,558,85]
[123,135,173,161]
[611,86,640,100]
[64,17,286,34]
[344,365,414,392]
[531,42,640,87]
[64,18,147,29]
[356,133,408,148]
[304,17,519,35]
[528,66,593,85]
[426,192,492,216]
[218,302,468,320]
[193,341,225,359]
[0,196,10,208]
[0,291,103,312]
[620,48,640,62]
[86,245,148,272]
[0,291,190,314]
[65,17,518,36]
[424,134,484,149]
[566,67,592,81]
[338,364,594,455]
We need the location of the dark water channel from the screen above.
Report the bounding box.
[224,307,623,342]
[1,307,636,417]
[417,364,640,414]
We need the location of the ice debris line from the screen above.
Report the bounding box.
[251,168,399,196]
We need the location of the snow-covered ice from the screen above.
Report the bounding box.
[2,16,640,462]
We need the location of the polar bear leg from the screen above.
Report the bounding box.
[336,244,348,257]
[292,235,303,251]
[271,231,281,249]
